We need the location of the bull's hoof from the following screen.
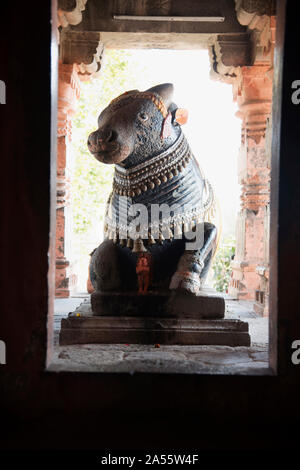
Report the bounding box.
[169,271,202,295]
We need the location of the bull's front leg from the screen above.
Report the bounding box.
[169,222,217,294]
[89,240,137,292]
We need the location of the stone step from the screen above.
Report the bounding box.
[59,315,250,347]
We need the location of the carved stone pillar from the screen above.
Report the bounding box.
[209,5,275,310]
[56,0,104,295]
[228,16,275,304]
[55,63,81,297]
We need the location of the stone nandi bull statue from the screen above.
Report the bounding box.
[87,83,217,296]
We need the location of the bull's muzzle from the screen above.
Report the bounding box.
[87,127,123,164]
[87,128,117,153]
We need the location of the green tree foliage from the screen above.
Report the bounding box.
[212,237,235,293]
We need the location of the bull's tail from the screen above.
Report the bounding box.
[202,180,222,259]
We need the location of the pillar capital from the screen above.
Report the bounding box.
[233,64,272,144]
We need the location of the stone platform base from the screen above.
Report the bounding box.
[91,288,225,319]
[59,297,250,347]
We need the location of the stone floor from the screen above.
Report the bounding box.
[49,294,269,375]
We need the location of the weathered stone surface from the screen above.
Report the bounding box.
[50,343,266,375]
[54,298,265,372]
[91,288,225,319]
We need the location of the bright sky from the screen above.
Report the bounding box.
[125,49,241,239]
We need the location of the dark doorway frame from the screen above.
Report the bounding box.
[4,0,300,452]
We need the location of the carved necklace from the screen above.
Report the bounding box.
[112,131,190,197]
[104,131,215,250]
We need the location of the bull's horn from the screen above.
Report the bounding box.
[145,83,174,109]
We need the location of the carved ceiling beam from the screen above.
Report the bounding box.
[57,0,88,28]
[69,0,246,34]
[60,30,104,81]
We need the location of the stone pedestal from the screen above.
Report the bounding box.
[59,290,250,347]
[91,288,225,319]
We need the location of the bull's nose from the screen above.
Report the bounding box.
[87,128,118,153]
[87,131,97,149]
[98,128,116,143]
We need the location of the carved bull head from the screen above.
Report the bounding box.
[87,83,188,168]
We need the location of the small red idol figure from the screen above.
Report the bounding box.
[136,253,151,294]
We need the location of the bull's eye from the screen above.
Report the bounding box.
[138,112,148,122]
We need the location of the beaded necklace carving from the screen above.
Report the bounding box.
[103,131,215,250]
[113,131,190,197]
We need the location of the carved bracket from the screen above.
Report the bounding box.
[208,33,253,84]
[60,30,104,80]
[235,0,276,62]
[235,0,275,21]
[57,0,88,28]
[209,1,275,83]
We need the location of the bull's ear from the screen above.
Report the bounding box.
[146,83,174,108]
[174,108,188,125]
